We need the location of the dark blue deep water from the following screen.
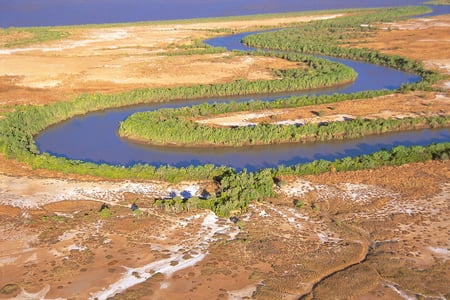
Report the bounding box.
[1,0,447,27]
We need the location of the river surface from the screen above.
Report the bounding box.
[20,0,450,170]
[1,0,448,27]
[35,28,450,172]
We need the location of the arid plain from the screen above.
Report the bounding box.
[0,12,449,299]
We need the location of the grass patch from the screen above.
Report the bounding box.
[313,264,380,299]
[0,27,69,48]
[0,284,20,296]
[423,0,450,5]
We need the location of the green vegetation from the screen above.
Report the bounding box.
[212,169,275,216]
[119,100,449,146]
[423,0,450,5]
[0,51,356,180]
[133,209,143,218]
[0,6,448,217]
[98,207,113,218]
[274,143,450,176]
[155,169,275,217]
[119,6,445,147]
[0,27,69,48]
[242,6,438,89]
[164,39,227,56]
[294,200,305,209]
[0,284,20,296]
[153,143,450,216]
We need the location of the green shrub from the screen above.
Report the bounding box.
[99,207,113,218]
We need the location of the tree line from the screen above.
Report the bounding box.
[241,6,438,85]
[119,96,449,147]
[155,143,449,217]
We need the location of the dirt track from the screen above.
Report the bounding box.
[0,13,449,300]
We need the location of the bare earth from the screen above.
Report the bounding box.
[0,13,449,300]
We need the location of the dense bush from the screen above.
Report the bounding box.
[242,5,444,90]
[212,169,275,216]
[119,102,449,146]
[274,143,450,177]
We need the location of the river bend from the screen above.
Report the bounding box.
[35,27,449,171]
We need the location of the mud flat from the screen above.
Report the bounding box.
[0,160,448,299]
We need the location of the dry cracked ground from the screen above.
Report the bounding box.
[0,12,449,300]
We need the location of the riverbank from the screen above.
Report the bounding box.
[0,10,449,300]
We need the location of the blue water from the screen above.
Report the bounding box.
[7,1,446,171]
[35,28,450,172]
[1,0,447,27]
[416,4,450,17]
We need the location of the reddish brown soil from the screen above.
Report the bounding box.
[0,161,448,299]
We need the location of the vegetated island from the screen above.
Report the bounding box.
[118,6,449,147]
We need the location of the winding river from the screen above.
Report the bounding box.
[35,11,450,172]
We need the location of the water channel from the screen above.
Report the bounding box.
[35,23,450,172]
